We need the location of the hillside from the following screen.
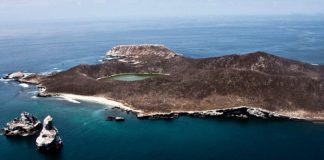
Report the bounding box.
[36,45,324,119]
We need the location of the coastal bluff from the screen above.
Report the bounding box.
[14,44,324,120]
[106,44,178,59]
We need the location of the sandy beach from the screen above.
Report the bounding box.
[58,94,143,113]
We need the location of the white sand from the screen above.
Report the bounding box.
[59,96,81,104]
[58,94,142,113]
[19,83,29,88]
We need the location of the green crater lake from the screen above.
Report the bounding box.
[101,73,162,81]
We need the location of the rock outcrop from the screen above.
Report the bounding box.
[106,44,178,59]
[18,74,44,85]
[2,112,42,136]
[137,107,292,120]
[4,71,25,80]
[3,71,45,85]
[36,115,63,151]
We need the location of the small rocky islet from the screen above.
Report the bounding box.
[1,112,42,137]
[1,112,63,152]
[36,115,63,151]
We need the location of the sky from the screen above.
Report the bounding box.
[1,0,324,21]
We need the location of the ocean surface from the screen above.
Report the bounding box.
[1,17,324,160]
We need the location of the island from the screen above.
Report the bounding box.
[11,44,324,121]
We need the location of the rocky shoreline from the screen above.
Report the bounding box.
[39,92,304,121]
[55,93,309,121]
[135,107,297,120]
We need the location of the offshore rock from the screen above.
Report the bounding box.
[4,71,25,80]
[36,86,54,97]
[2,112,42,136]
[36,92,52,97]
[36,115,63,151]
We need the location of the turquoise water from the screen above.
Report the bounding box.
[1,17,324,159]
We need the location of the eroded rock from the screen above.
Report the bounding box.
[2,112,42,136]
[36,115,63,151]
[136,107,292,120]
[106,44,178,59]
[4,71,25,79]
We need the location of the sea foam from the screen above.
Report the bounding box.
[19,83,29,88]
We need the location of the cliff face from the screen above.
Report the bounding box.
[40,45,324,116]
[106,44,177,59]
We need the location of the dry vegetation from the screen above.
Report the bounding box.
[39,46,324,114]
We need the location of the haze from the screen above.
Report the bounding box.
[1,0,324,21]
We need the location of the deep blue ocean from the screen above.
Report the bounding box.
[1,17,324,160]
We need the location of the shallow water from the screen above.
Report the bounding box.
[1,17,324,160]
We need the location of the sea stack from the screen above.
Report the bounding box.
[36,115,63,151]
[2,112,42,137]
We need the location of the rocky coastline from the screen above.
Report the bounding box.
[135,106,296,120]
[39,92,303,121]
